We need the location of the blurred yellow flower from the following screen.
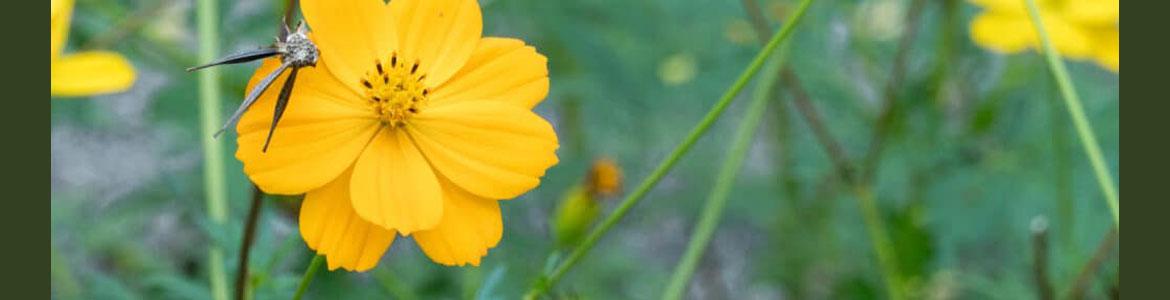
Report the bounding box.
[236,0,557,271]
[587,157,623,197]
[552,158,623,248]
[51,0,136,97]
[969,0,1119,72]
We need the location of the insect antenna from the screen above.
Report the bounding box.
[278,17,292,41]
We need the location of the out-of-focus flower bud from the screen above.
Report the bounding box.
[587,157,623,198]
[552,158,624,249]
[552,185,599,249]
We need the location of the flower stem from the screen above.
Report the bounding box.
[524,0,816,297]
[1030,216,1054,300]
[1066,227,1118,300]
[858,0,929,184]
[1022,0,1119,228]
[195,0,230,299]
[783,72,855,182]
[661,48,784,300]
[857,186,906,300]
[235,186,265,300]
[292,255,325,300]
[784,70,907,299]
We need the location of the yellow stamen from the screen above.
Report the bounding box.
[362,53,428,127]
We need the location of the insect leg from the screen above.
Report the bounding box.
[262,67,299,152]
[215,62,291,138]
[186,48,281,72]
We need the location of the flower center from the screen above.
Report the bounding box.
[362,53,429,127]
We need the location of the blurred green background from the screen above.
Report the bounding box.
[50,0,1119,299]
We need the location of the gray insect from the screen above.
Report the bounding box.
[188,21,318,152]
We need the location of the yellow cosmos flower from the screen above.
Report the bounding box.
[969,0,1119,72]
[236,0,557,271]
[51,0,136,97]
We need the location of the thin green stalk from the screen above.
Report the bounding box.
[776,44,908,300]
[524,0,816,298]
[661,50,783,300]
[195,0,229,299]
[1066,228,1118,300]
[292,256,325,300]
[854,186,905,300]
[235,186,265,300]
[1023,0,1119,228]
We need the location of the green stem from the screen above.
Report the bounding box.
[1022,0,1119,228]
[195,0,230,299]
[235,186,265,300]
[778,67,906,300]
[524,0,816,298]
[661,50,783,300]
[854,186,905,300]
[292,256,325,300]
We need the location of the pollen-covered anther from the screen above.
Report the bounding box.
[363,53,428,127]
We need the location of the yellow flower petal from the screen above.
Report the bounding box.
[51,0,67,18]
[52,0,73,61]
[1093,29,1119,72]
[408,101,559,200]
[301,168,397,272]
[301,0,397,92]
[350,130,443,234]
[413,180,503,266]
[970,12,1094,58]
[970,12,1033,53]
[51,51,136,97]
[236,58,380,195]
[968,0,1025,14]
[1041,15,1096,59]
[430,38,550,110]
[389,0,482,87]
[1062,0,1119,25]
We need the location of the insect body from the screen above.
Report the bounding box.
[188,21,318,152]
